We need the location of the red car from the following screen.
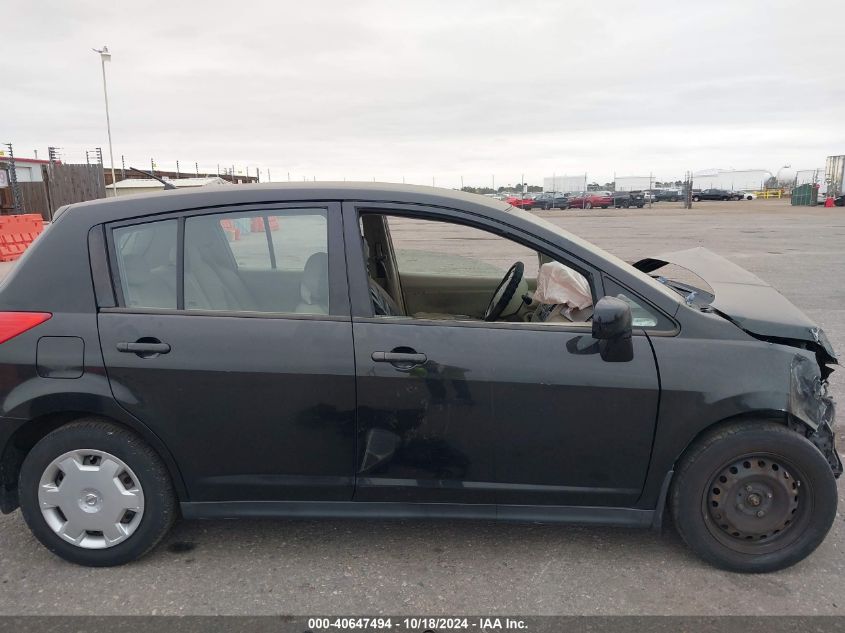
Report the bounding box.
[567,191,612,209]
[505,195,534,209]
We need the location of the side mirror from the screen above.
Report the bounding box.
[592,296,633,340]
[592,296,634,362]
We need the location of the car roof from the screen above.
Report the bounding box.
[58,182,515,224]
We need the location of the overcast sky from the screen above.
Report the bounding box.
[5,0,844,187]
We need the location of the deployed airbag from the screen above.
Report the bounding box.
[532,262,593,322]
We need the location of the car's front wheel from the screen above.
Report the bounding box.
[18,418,177,566]
[671,421,837,573]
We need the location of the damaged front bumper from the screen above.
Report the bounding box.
[790,355,842,476]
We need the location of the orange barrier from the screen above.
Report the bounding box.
[0,214,45,262]
[249,216,280,232]
[219,219,240,242]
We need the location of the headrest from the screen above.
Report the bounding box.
[300,252,329,305]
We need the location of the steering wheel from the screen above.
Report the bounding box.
[483,262,525,322]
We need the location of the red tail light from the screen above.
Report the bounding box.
[0,312,52,344]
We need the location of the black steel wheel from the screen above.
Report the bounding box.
[671,421,837,572]
[706,456,803,546]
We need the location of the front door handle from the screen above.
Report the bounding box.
[372,351,427,364]
[117,339,171,356]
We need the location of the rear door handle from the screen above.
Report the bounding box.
[116,341,171,355]
[371,351,427,364]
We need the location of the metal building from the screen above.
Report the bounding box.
[614,175,653,191]
[692,169,772,191]
[543,174,587,193]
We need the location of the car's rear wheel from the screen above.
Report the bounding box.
[671,421,837,573]
[693,196,701,202]
[18,418,177,566]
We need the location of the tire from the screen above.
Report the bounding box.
[600,205,608,209]
[693,196,701,202]
[18,418,177,566]
[671,421,837,573]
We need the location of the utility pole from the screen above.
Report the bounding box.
[92,47,117,197]
[3,142,23,214]
[95,147,105,193]
[176,160,180,178]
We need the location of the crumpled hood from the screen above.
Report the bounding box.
[634,247,837,363]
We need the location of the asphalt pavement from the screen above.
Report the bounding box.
[0,200,843,615]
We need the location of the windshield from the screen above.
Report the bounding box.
[508,208,683,305]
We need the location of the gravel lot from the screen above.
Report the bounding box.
[0,199,844,615]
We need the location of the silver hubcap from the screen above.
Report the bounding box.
[38,449,144,549]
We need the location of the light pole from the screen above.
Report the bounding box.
[92,46,117,196]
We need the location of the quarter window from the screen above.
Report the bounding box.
[112,219,178,309]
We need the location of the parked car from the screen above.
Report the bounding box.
[534,192,569,210]
[654,190,682,202]
[567,191,612,209]
[611,191,645,208]
[532,192,555,209]
[692,189,743,202]
[737,191,756,200]
[504,195,534,209]
[0,184,839,571]
[835,194,845,207]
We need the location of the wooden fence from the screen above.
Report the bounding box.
[0,163,105,220]
[18,182,51,219]
[43,163,106,218]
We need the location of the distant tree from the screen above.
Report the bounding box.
[764,176,778,189]
[527,185,543,192]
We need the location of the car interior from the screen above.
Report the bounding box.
[359,213,595,325]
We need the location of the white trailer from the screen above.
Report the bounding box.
[614,176,653,191]
[544,174,587,193]
[692,169,772,191]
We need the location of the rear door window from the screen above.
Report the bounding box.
[183,209,329,313]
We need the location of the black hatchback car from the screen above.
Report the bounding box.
[0,184,838,571]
